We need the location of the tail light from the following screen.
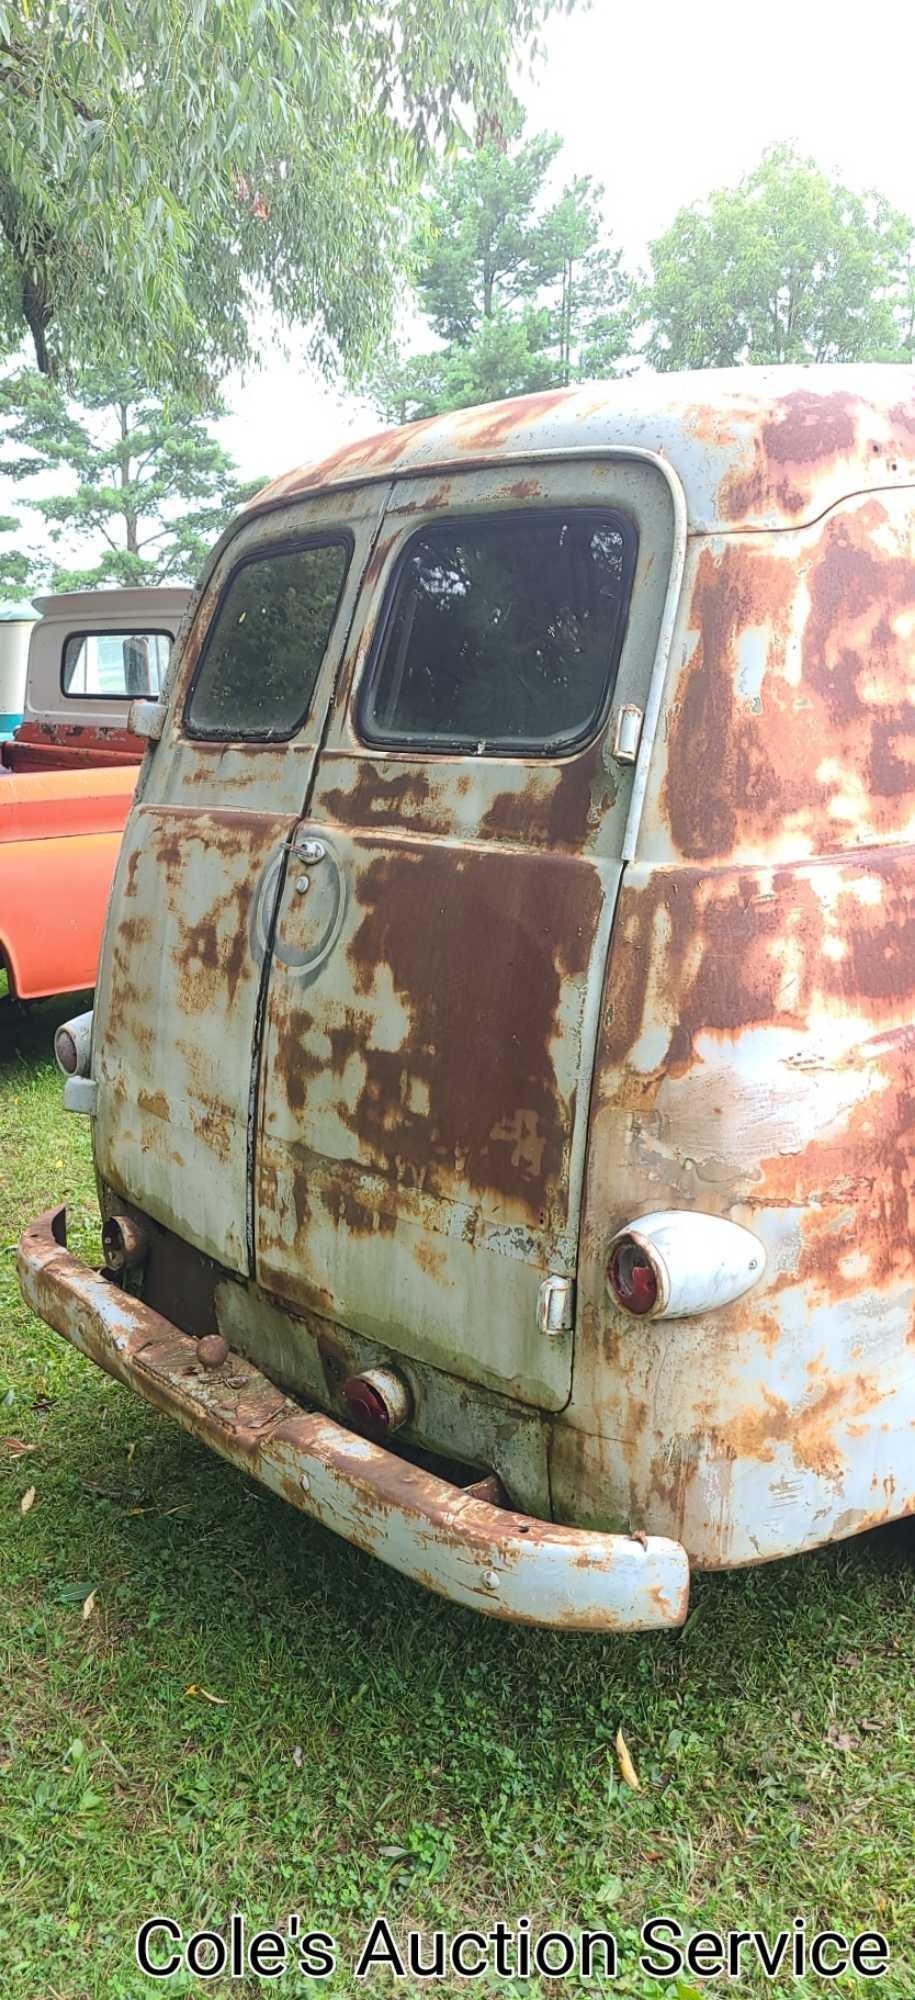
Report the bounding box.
[101,1213,150,1272]
[607,1211,765,1321]
[608,1237,658,1316]
[341,1366,412,1437]
[54,1009,93,1078]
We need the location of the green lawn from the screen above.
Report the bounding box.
[1,993,913,1999]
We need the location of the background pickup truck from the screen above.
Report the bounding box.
[0,586,189,1001]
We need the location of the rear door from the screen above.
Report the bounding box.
[254,459,676,1407]
[93,486,388,1273]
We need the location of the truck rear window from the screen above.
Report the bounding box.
[62,630,172,699]
[185,537,351,741]
[359,508,637,755]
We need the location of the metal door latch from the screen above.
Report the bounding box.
[294,837,326,863]
[537,1273,574,1335]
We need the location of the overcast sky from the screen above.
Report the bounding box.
[215,0,915,478]
[4,0,915,575]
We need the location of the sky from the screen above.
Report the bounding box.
[214,0,915,478]
[4,0,915,574]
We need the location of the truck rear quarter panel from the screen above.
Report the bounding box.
[567,485,915,1565]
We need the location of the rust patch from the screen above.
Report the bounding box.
[665,498,915,864]
[497,477,542,502]
[480,738,615,852]
[888,398,915,443]
[137,1088,170,1121]
[327,841,603,1221]
[720,1375,878,1481]
[123,846,143,899]
[319,1182,396,1238]
[321,764,442,832]
[720,388,859,519]
[413,1237,448,1281]
[259,412,445,499]
[6,721,143,773]
[273,1011,323,1117]
[448,388,574,455]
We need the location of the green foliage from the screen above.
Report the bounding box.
[0,0,569,387]
[0,368,250,588]
[368,114,634,422]
[646,144,915,371]
[0,508,36,597]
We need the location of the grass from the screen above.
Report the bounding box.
[1,991,913,2000]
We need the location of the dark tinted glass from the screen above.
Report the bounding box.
[361,509,637,754]
[186,539,350,740]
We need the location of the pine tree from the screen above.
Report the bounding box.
[0,368,256,589]
[368,115,633,423]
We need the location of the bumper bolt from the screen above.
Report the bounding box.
[198,1334,228,1370]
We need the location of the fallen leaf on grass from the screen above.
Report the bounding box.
[2,1438,35,1458]
[594,1875,623,1908]
[82,1589,97,1622]
[826,1724,859,1752]
[291,1745,304,1768]
[614,1726,641,1791]
[19,1486,35,1515]
[184,1685,228,1706]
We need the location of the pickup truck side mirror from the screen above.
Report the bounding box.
[128,698,166,740]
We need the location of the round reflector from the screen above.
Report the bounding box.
[608,1236,659,1316]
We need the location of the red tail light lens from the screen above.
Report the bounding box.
[340,1367,412,1437]
[342,1376,390,1433]
[608,1237,658,1316]
[55,1028,79,1075]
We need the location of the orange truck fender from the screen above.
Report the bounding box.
[0,765,136,1000]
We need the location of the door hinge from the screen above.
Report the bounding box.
[537,1273,575,1335]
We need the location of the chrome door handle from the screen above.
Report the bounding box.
[294,837,326,863]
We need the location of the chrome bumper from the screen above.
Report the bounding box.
[18,1210,689,1632]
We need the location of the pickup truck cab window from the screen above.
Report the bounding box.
[62,628,172,699]
[359,507,637,754]
[185,536,351,741]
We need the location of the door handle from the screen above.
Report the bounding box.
[611,704,643,766]
[294,837,326,863]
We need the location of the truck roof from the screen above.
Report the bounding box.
[251,364,915,535]
[32,587,192,622]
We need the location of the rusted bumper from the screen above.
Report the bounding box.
[17,1210,689,1632]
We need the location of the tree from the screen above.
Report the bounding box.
[0,510,36,597]
[0,0,568,388]
[645,145,915,371]
[0,367,254,589]
[368,115,634,423]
